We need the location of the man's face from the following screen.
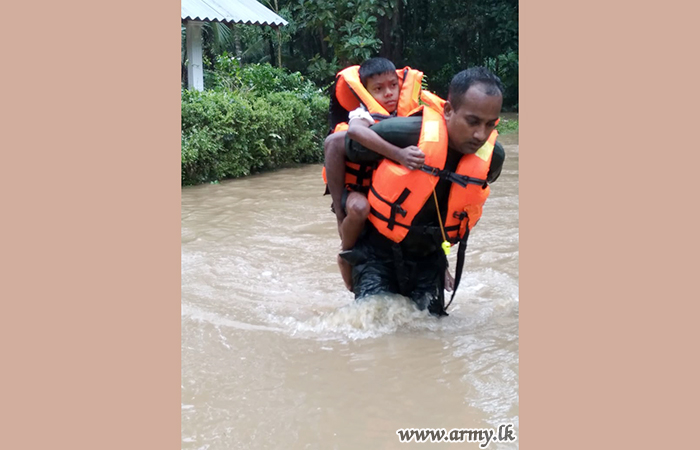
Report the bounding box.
[444,83,502,155]
[365,72,400,113]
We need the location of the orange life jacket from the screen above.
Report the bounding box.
[323,65,425,191]
[334,65,424,119]
[367,106,498,244]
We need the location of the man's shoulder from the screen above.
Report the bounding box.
[492,141,506,164]
[494,140,505,156]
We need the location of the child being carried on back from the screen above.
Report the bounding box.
[323,57,428,291]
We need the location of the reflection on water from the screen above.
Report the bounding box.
[182,142,518,449]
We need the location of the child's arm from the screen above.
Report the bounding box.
[347,117,425,171]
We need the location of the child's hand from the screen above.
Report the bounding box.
[397,146,425,170]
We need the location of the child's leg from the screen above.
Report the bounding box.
[340,192,370,251]
[337,191,370,291]
[323,131,348,229]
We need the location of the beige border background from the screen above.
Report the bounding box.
[520,1,700,449]
[4,1,699,448]
[3,0,181,448]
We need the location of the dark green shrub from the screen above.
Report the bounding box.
[181,73,329,185]
[206,54,322,97]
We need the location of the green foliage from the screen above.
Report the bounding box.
[182,1,518,109]
[181,1,520,183]
[337,11,383,63]
[402,0,519,109]
[283,0,396,84]
[265,0,518,107]
[306,54,340,86]
[181,64,329,185]
[205,53,322,97]
[495,50,519,110]
[496,118,518,135]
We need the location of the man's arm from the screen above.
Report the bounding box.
[345,115,505,183]
[345,116,423,163]
[347,119,424,170]
[487,141,506,183]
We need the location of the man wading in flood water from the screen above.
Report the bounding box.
[340,67,506,316]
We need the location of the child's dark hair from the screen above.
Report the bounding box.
[448,67,504,111]
[359,57,397,86]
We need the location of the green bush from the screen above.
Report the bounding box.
[181,63,329,185]
[205,54,322,97]
[496,118,519,135]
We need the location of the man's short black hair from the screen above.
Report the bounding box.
[359,57,397,86]
[448,67,504,111]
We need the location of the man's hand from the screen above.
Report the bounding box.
[396,145,425,170]
[444,269,455,292]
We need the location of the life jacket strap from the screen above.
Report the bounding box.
[370,186,410,230]
[453,211,468,221]
[450,211,468,240]
[445,215,471,311]
[420,164,488,188]
[370,206,459,238]
[346,162,374,187]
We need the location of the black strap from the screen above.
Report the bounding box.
[420,164,487,188]
[347,83,364,108]
[370,186,410,230]
[369,207,460,242]
[345,165,362,176]
[355,164,373,187]
[445,218,470,311]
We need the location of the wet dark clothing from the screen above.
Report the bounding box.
[344,115,506,315]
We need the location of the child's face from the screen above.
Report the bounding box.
[365,72,400,113]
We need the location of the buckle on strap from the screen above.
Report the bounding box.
[371,186,411,230]
[420,164,440,177]
[421,165,487,188]
[392,203,407,218]
[453,210,468,221]
[447,173,487,188]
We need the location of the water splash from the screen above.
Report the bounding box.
[272,294,445,341]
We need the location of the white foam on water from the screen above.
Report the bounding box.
[181,303,285,333]
[268,293,447,341]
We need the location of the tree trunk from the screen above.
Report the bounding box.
[462,0,471,68]
[274,0,282,67]
[319,26,327,58]
[379,14,392,59]
[269,33,275,63]
[232,24,242,60]
[392,0,403,63]
[276,27,283,67]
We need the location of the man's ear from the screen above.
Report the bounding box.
[443,101,454,122]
